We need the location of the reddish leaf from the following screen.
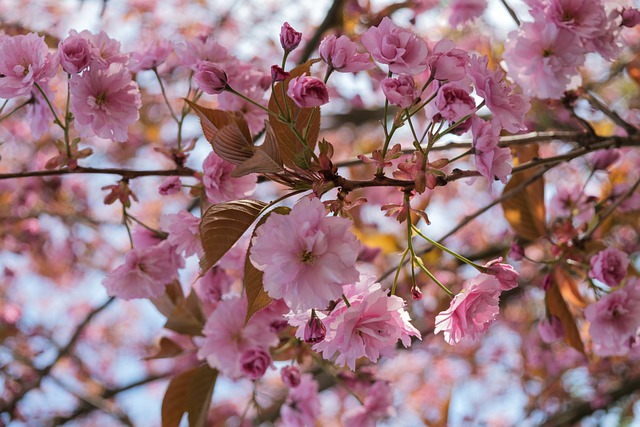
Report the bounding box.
[151,280,185,318]
[501,144,547,241]
[554,266,587,309]
[627,54,640,86]
[145,337,184,360]
[268,60,321,169]
[161,365,217,427]
[546,282,585,354]
[199,199,268,273]
[232,123,284,177]
[244,206,291,324]
[164,290,206,336]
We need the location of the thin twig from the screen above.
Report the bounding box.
[0,166,197,181]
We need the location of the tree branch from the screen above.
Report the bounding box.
[0,166,197,181]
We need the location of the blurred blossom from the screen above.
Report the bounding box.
[448,0,487,27]
[538,316,566,343]
[589,247,629,287]
[129,40,173,72]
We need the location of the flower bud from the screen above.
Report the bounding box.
[411,287,422,301]
[271,64,290,82]
[280,22,302,52]
[304,316,326,343]
[281,366,301,388]
[194,61,228,94]
[58,31,92,74]
[286,75,329,108]
[239,347,272,380]
[621,8,640,27]
[509,242,525,261]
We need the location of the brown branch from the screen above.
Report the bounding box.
[540,375,640,427]
[0,166,197,181]
[297,0,347,64]
[585,92,639,136]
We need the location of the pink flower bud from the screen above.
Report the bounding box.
[411,287,422,301]
[509,242,525,261]
[304,316,326,343]
[281,366,301,388]
[158,176,182,196]
[58,30,92,74]
[286,75,329,108]
[239,347,272,380]
[538,315,565,343]
[485,257,519,291]
[271,64,290,82]
[381,74,418,109]
[621,8,640,27]
[280,22,302,52]
[194,61,228,94]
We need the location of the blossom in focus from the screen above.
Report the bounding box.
[69,63,142,142]
[202,151,257,203]
[434,82,476,124]
[342,381,396,427]
[361,17,428,74]
[381,74,417,109]
[434,274,501,345]
[286,75,329,108]
[589,247,630,287]
[159,210,204,258]
[194,61,228,94]
[280,22,302,52]
[197,295,282,379]
[313,273,421,370]
[448,0,488,27]
[59,30,92,74]
[484,257,519,291]
[471,116,512,184]
[102,240,184,300]
[250,197,360,312]
[0,33,58,99]
[503,20,585,99]
[319,34,375,73]
[279,374,321,427]
[585,279,640,357]
[428,39,469,81]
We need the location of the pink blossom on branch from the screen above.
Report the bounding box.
[434,274,501,345]
[342,380,396,426]
[280,22,302,52]
[286,75,329,108]
[0,33,58,99]
[588,247,630,287]
[129,40,173,72]
[381,74,418,109]
[471,116,512,184]
[280,374,321,427]
[69,63,142,142]
[361,16,428,75]
[58,30,93,74]
[250,197,360,311]
[159,210,204,258]
[319,34,375,73]
[428,39,469,82]
[448,0,488,27]
[201,151,257,203]
[194,61,228,94]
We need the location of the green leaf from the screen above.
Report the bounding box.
[199,199,268,273]
[244,206,291,324]
[268,60,321,169]
[501,144,547,241]
[161,365,218,427]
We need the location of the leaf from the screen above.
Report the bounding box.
[185,100,254,165]
[161,365,218,427]
[244,206,291,324]
[627,53,640,86]
[554,266,587,309]
[268,60,321,169]
[501,144,547,241]
[546,281,585,354]
[232,123,284,177]
[199,199,268,273]
[164,290,206,336]
[145,337,184,360]
[150,280,185,318]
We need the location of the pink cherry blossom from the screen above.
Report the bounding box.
[585,279,640,356]
[102,240,184,300]
[176,35,231,70]
[281,366,301,388]
[158,176,181,195]
[129,40,173,72]
[319,35,375,73]
[0,33,58,99]
[59,30,92,74]
[239,347,272,380]
[545,0,607,38]
[589,247,630,287]
[538,315,566,343]
[361,17,428,75]
[286,75,329,108]
[467,54,530,133]
[549,185,595,225]
[503,20,585,99]
[197,295,282,379]
[484,257,519,291]
[195,267,234,315]
[280,374,321,427]
[69,63,142,142]
[448,0,488,27]
[589,149,620,170]
[434,274,501,345]
[434,82,476,124]
[194,61,228,94]
[342,380,395,427]
[428,39,469,82]
[381,74,417,109]
[280,22,302,52]
[250,197,360,311]
[159,210,203,258]
[313,273,421,370]
[471,116,512,184]
[621,7,640,27]
[202,151,257,203]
